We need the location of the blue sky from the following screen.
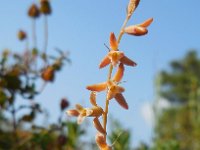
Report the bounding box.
[0,0,200,147]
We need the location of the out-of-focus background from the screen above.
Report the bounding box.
[0,0,200,149]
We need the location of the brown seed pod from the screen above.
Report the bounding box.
[18,30,27,41]
[28,4,40,18]
[40,0,52,15]
[41,66,55,82]
[60,98,69,110]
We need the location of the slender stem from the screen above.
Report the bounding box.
[32,19,37,48]
[43,16,48,55]
[103,64,113,139]
[102,12,130,143]
[117,16,129,44]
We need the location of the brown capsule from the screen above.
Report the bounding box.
[41,66,55,82]
[28,4,40,18]
[60,98,69,110]
[18,30,27,41]
[40,0,52,15]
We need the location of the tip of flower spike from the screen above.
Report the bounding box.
[110,32,118,51]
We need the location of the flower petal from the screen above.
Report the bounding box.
[139,18,153,28]
[86,82,107,92]
[110,32,118,51]
[99,55,111,69]
[75,104,84,112]
[115,93,129,109]
[86,106,103,117]
[66,109,79,117]
[77,115,86,124]
[93,118,106,135]
[90,92,97,106]
[113,63,124,82]
[120,56,137,67]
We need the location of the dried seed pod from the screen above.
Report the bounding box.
[40,0,52,15]
[41,66,55,82]
[93,118,106,134]
[18,30,27,41]
[28,4,40,18]
[60,98,69,110]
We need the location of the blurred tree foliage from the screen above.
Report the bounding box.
[0,1,85,149]
[109,120,131,150]
[153,51,200,150]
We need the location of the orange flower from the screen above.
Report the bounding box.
[124,18,153,36]
[66,104,103,124]
[87,63,129,109]
[99,32,137,68]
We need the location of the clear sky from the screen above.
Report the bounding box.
[0,0,200,147]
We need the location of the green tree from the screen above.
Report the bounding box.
[153,51,200,150]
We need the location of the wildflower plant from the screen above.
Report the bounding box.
[67,0,153,149]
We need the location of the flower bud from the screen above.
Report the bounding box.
[96,133,112,150]
[18,30,27,41]
[28,4,40,18]
[40,0,52,15]
[124,25,148,36]
[60,98,69,111]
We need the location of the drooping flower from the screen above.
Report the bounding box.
[99,33,137,68]
[87,63,129,109]
[66,104,103,124]
[124,18,153,36]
